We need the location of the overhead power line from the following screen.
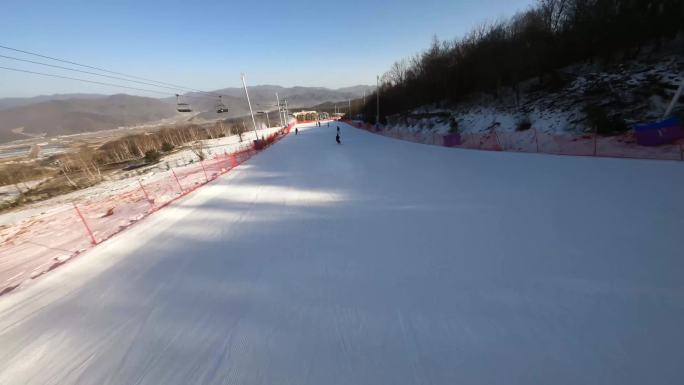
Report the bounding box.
[0,44,222,97]
[0,65,171,96]
[0,54,189,93]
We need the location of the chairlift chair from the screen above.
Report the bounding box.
[216,96,229,114]
[176,94,192,113]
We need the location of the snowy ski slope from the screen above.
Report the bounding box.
[0,122,683,385]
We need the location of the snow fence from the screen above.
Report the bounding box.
[349,121,684,161]
[0,124,294,296]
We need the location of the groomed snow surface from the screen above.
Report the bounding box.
[1,122,683,385]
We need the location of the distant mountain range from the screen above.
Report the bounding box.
[0,85,374,143]
[0,95,175,143]
[175,85,374,120]
[0,93,107,111]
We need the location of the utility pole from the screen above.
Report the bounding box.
[276,93,284,127]
[664,75,684,119]
[284,102,288,125]
[241,73,259,140]
[284,100,289,124]
[376,75,380,126]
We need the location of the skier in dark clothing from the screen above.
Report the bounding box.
[295,127,298,135]
[336,132,341,144]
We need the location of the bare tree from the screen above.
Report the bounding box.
[190,141,206,161]
[386,59,409,87]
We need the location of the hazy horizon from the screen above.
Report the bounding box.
[0,84,376,101]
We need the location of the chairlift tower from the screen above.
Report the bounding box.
[376,75,380,126]
[241,73,259,140]
[276,93,284,127]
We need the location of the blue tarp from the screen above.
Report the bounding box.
[634,117,683,146]
[442,133,461,147]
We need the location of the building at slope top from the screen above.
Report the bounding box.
[293,111,331,122]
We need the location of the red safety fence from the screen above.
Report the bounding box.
[348,121,684,161]
[0,123,294,295]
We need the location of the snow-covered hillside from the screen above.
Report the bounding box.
[0,122,683,384]
[384,55,684,136]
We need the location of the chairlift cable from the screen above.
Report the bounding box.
[0,65,171,96]
[0,54,189,93]
[0,44,222,97]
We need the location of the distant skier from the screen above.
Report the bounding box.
[295,127,298,135]
[336,132,341,144]
[336,126,340,134]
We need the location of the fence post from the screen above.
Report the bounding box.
[139,180,154,208]
[493,130,502,151]
[171,169,184,193]
[221,151,228,172]
[225,152,232,172]
[73,203,97,245]
[200,160,209,182]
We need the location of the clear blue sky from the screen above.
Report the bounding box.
[1,0,536,98]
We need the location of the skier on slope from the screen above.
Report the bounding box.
[336,132,341,144]
[295,127,298,135]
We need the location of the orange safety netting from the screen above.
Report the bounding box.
[0,124,293,295]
